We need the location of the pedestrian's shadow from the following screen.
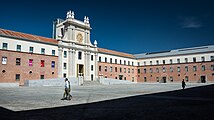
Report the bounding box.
[1,84,214,120]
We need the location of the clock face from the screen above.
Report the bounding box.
[76,33,83,43]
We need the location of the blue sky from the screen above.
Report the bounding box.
[0,0,214,54]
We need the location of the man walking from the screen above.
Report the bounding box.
[182,79,186,90]
[61,78,72,100]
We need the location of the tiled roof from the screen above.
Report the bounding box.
[0,28,57,44]
[98,48,135,58]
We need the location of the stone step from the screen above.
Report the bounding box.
[83,81,101,86]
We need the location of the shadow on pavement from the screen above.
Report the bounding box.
[1,84,214,120]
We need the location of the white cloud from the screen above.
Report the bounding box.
[180,17,202,28]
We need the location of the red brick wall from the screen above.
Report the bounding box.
[0,50,58,85]
[98,62,138,82]
[137,62,214,83]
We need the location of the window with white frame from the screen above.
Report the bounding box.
[2,57,7,65]
[16,45,21,51]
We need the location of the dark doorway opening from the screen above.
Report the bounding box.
[161,77,167,83]
[200,76,206,83]
[119,75,123,80]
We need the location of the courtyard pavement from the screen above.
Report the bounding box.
[0,83,214,120]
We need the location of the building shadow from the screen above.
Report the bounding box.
[1,84,214,120]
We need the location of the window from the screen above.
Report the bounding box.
[64,51,67,58]
[2,57,7,65]
[105,66,107,72]
[115,67,117,72]
[105,57,107,63]
[2,43,8,50]
[163,60,165,64]
[29,59,33,66]
[156,60,159,65]
[78,52,82,60]
[163,67,166,73]
[132,62,134,66]
[124,68,126,73]
[132,69,134,73]
[110,66,112,72]
[41,60,45,67]
[115,77,117,79]
[170,59,173,64]
[40,75,44,79]
[128,61,130,66]
[124,60,126,65]
[150,61,152,65]
[177,67,180,72]
[99,57,101,62]
[16,45,21,51]
[170,67,173,72]
[110,58,112,63]
[211,56,214,61]
[144,68,146,73]
[29,47,34,53]
[211,65,214,71]
[64,63,67,69]
[138,62,140,66]
[156,68,159,73]
[91,74,93,81]
[185,76,189,82]
[202,65,205,71]
[156,77,159,82]
[16,58,21,65]
[185,58,188,63]
[193,66,197,71]
[128,68,130,73]
[41,48,45,54]
[120,60,122,64]
[120,67,122,73]
[144,77,147,82]
[91,55,93,61]
[138,69,140,73]
[51,61,55,68]
[99,66,101,71]
[16,74,20,81]
[124,77,126,80]
[115,59,117,64]
[185,66,188,72]
[52,50,55,56]
[193,57,196,62]
[170,76,173,82]
[201,57,205,62]
[177,59,180,63]
[91,65,94,71]
[144,61,146,66]
[150,68,153,73]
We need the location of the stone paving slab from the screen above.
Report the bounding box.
[0,83,209,111]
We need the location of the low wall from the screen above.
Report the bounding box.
[0,83,19,87]
[100,78,135,85]
[24,77,79,87]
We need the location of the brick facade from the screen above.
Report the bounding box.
[0,50,58,85]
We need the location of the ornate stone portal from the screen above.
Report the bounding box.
[54,10,98,82]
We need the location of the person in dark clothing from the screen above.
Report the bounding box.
[182,79,186,90]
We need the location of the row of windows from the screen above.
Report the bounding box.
[142,76,190,82]
[99,56,134,66]
[15,74,46,81]
[2,43,56,56]
[138,65,214,74]
[99,66,135,73]
[1,57,55,68]
[138,56,214,66]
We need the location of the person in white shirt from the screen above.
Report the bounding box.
[61,78,72,100]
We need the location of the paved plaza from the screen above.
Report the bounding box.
[0,83,214,120]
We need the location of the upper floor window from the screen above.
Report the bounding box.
[132,69,134,73]
[120,60,122,64]
[124,60,126,65]
[29,46,34,53]
[99,56,101,62]
[201,56,205,62]
[163,60,165,64]
[150,61,152,65]
[177,67,180,72]
[64,51,67,58]
[16,45,21,51]
[144,68,147,73]
[105,57,107,63]
[128,68,130,73]
[115,67,117,72]
[185,66,188,72]
[144,61,146,66]
[211,65,214,71]
[78,52,82,60]
[91,55,93,61]
[91,65,94,71]
[99,66,101,71]
[202,65,205,71]
[51,61,55,68]
[128,61,130,66]
[132,62,134,66]
[52,50,55,56]
[64,63,67,69]
[29,59,33,66]
[156,68,159,73]
[163,67,166,73]
[138,69,140,73]
[16,58,21,65]
[211,56,214,61]
[2,57,7,65]
[41,48,45,54]
[105,66,107,72]
[115,59,117,64]
[120,67,122,73]
[193,57,196,62]
[156,60,159,65]
[110,58,112,63]
[185,58,188,63]
[124,68,126,73]
[170,67,173,72]
[41,60,45,67]
[170,59,173,64]
[149,68,153,73]
[138,62,140,66]
[177,59,180,63]
[2,43,8,50]
[193,66,197,71]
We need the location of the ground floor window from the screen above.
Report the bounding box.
[185,76,189,82]
[40,75,44,79]
[144,77,147,82]
[170,76,173,82]
[63,73,66,78]
[91,74,93,81]
[16,74,20,81]
[156,77,159,82]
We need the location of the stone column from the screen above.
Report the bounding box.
[71,49,76,77]
[68,48,72,78]
[58,47,63,78]
[84,50,91,81]
[95,52,98,81]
